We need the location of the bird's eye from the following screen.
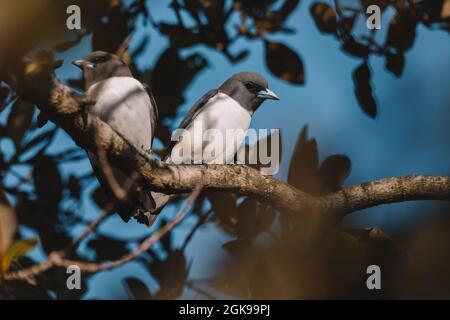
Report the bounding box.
[245,82,263,93]
[91,56,109,64]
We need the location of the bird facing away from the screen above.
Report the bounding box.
[73,51,158,225]
[151,71,280,214]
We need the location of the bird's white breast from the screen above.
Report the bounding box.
[87,77,153,150]
[171,92,251,164]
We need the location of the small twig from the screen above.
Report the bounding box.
[0,184,203,283]
[65,205,113,252]
[340,6,361,14]
[98,183,202,270]
[97,146,127,201]
[66,169,141,252]
[334,0,344,19]
[171,0,185,28]
[181,208,213,250]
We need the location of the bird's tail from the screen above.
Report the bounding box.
[131,188,159,227]
[150,192,172,214]
[88,151,159,226]
[133,191,178,226]
[133,157,177,225]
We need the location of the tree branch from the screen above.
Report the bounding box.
[12,59,316,214]
[319,175,450,218]
[10,58,450,219]
[1,185,202,283]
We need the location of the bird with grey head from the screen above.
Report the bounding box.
[150,71,280,215]
[73,51,159,226]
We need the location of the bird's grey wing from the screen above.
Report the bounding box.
[144,84,159,145]
[167,89,218,153]
[178,89,218,130]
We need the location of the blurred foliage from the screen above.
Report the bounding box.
[310,0,450,117]
[0,0,449,299]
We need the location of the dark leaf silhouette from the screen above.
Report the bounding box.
[159,23,201,49]
[91,6,135,53]
[280,0,301,18]
[264,40,304,84]
[6,99,35,149]
[237,198,276,239]
[253,0,300,34]
[0,86,10,111]
[32,156,62,213]
[91,186,109,210]
[208,193,239,235]
[151,250,189,299]
[319,155,352,192]
[389,0,406,11]
[341,37,370,58]
[310,2,338,34]
[359,0,389,11]
[150,48,208,142]
[385,52,405,77]
[87,235,129,262]
[353,62,377,118]
[288,127,352,195]
[340,15,357,35]
[67,175,81,200]
[123,277,152,300]
[386,12,418,51]
[288,126,320,194]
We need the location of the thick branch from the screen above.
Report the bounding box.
[14,64,316,214]
[319,175,450,217]
[11,59,450,218]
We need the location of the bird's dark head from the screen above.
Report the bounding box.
[219,72,279,113]
[72,51,132,90]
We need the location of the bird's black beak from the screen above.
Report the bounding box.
[257,88,280,100]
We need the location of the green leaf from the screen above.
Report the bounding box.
[0,204,17,255]
[2,239,38,272]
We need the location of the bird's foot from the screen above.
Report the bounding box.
[141,145,152,155]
